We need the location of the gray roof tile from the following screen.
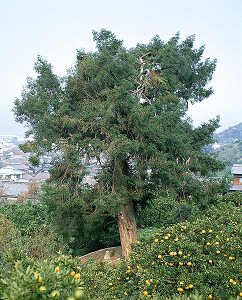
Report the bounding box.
[229,184,242,191]
[231,164,242,175]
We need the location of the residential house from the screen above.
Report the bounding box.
[6,163,29,174]
[0,181,29,198]
[230,164,242,192]
[0,166,24,181]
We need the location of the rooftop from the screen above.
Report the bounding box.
[229,184,242,191]
[231,164,242,175]
[0,167,23,176]
[5,163,29,171]
[0,182,28,196]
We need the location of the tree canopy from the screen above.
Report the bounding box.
[14,29,224,257]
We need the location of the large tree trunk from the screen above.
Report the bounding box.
[118,200,137,259]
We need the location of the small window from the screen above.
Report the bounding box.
[239,178,242,183]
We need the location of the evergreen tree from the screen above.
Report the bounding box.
[14,30,224,257]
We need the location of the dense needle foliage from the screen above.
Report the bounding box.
[13,30,225,253]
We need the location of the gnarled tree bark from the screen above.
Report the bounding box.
[118,200,137,259]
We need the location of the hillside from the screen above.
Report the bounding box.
[216,140,242,164]
[213,123,242,173]
[215,122,242,144]
[215,140,242,173]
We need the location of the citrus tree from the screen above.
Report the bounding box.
[14,29,224,257]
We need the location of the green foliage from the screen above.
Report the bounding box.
[129,203,241,299]
[14,29,224,205]
[137,178,230,228]
[0,213,25,268]
[41,184,120,255]
[14,29,226,253]
[29,155,40,166]
[163,294,240,300]
[81,201,240,300]
[136,195,199,227]
[0,255,86,300]
[0,204,68,270]
[0,200,241,299]
[223,191,242,206]
[88,202,241,300]
[0,202,49,236]
[215,141,242,173]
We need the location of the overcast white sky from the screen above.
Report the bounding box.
[1,0,241,136]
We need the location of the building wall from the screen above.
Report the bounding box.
[233,177,242,185]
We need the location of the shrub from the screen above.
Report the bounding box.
[81,201,241,299]
[0,202,50,236]
[0,213,26,268]
[0,255,86,300]
[136,194,201,227]
[1,200,240,299]
[127,203,241,299]
[41,185,120,256]
[0,209,67,270]
[223,191,242,206]
[136,181,237,230]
